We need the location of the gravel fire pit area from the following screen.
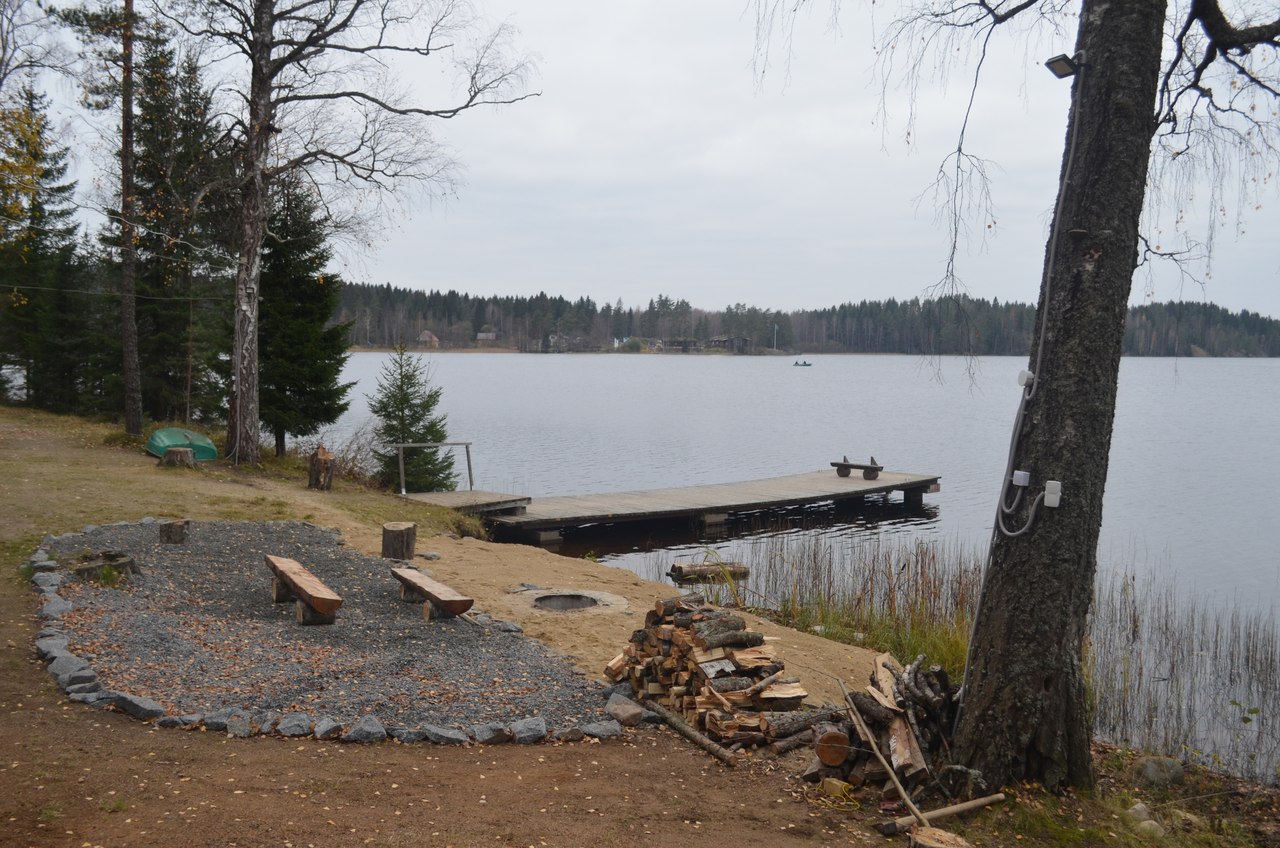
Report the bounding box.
[33,520,612,742]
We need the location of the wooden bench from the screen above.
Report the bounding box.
[265,554,343,625]
[831,458,883,480]
[390,567,474,620]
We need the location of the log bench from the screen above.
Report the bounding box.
[390,567,474,620]
[831,459,882,480]
[265,554,343,625]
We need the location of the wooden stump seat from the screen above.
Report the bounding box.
[265,554,343,625]
[390,567,474,620]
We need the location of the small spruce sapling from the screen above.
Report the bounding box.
[368,344,456,492]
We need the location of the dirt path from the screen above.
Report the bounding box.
[0,408,878,847]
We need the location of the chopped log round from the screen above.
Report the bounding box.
[692,615,746,641]
[699,630,764,651]
[159,447,196,468]
[308,446,335,490]
[381,521,417,560]
[813,721,853,767]
[909,826,974,848]
[159,519,189,544]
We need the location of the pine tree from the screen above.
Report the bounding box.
[258,178,354,457]
[367,344,456,492]
[0,86,85,412]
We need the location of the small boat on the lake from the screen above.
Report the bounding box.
[793,360,812,367]
[145,427,217,462]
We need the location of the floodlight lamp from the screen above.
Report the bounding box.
[1045,54,1079,78]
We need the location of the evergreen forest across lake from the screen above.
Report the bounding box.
[337,284,1280,357]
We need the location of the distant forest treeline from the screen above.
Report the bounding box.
[335,285,1280,357]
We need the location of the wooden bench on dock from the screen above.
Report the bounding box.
[390,567,474,620]
[265,554,343,625]
[831,456,883,480]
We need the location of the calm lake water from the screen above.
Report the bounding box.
[330,352,1280,610]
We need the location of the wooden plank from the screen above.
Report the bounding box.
[264,555,343,615]
[389,567,474,616]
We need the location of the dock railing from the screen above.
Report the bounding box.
[387,442,474,495]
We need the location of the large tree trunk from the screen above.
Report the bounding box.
[120,0,143,437]
[225,0,274,465]
[952,0,1166,792]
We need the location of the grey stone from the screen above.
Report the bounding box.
[389,727,429,744]
[605,694,645,727]
[510,716,547,744]
[81,525,99,534]
[640,709,662,726]
[422,724,470,745]
[552,727,586,742]
[341,715,386,743]
[419,551,442,561]
[65,681,103,696]
[113,692,166,720]
[313,716,343,740]
[36,625,65,639]
[202,710,232,732]
[58,667,97,689]
[253,711,281,733]
[275,713,313,737]
[28,550,49,563]
[31,560,59,573]
[35,636,70,660]
[226,713,254,738]
[71,690,115,707]
[473,723,514,745]
[1127,802,1153,823]
[580,719,623,739]
[1135,820,1166,838]
[600,682,632,700]
[139,517,156,524]
[46,654,89,678]
[31,572,63,591]
[40,595,73,618]
[159,714,201,728]
[490,619,523,634]
[1135,756,1185,787]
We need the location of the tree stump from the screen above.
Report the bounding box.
[381,521,417,560]
[308,446,335,490]
[159,519,189,544]
[159,447,196,468]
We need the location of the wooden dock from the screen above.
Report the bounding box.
[481,469,940,546]
[401,490,532,516]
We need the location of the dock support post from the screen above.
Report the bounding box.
[903,488,925,508]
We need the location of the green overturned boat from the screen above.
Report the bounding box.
[145,427,218,462]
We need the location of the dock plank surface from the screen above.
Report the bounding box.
[487,469,939,533]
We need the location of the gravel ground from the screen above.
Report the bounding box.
[46,520,609,732]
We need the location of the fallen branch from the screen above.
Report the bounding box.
[646,700,740,768]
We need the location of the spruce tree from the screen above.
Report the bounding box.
[258,178,354,457]
[367,344,456,492]
[0,86,85,412]
[132,31,233,422]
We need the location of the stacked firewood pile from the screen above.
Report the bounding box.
[604,592,836,752]
[804,652,959,798]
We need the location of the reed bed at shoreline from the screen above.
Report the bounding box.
[654,535,1280,783]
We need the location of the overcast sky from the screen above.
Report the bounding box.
[338,3,1279,317]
